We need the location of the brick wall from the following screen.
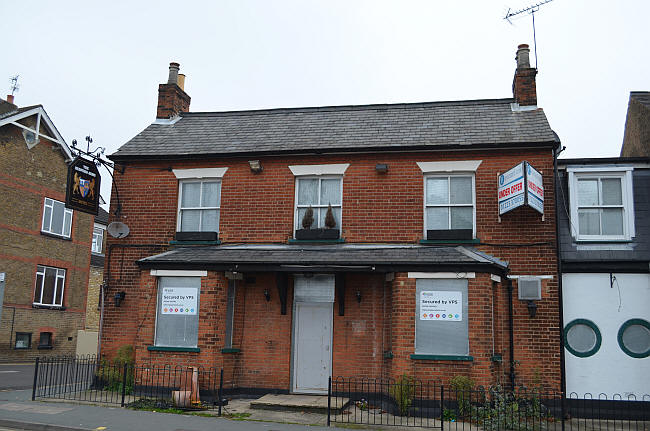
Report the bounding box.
[86,266,102,331]
[103,147,560,390]
[0,119,92,362]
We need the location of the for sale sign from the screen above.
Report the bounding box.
[420,291,462,321]
[498,163,525,215]
[161,287,197,315]
[526,163,544,215]
[498,161,544,216]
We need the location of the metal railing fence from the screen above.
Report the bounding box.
[327,376,650,430]
[32,356,225,413]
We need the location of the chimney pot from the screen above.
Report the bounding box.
[178,74,186,91]
[6,94,14,104]
[516,44,531,69]
[167,62,180,85]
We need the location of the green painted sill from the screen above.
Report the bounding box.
[221,348,241,354]
[410,354,474,361]
[419,239,480,245]
[288,238,346,244]
[147,346,200,353]
[169,240,221,246]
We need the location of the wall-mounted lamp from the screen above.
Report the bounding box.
[248,160,263,173]
[264,289,271,302]
[114,291,126,307]
[375,163,388,174]
[356,290,362,303]
[527,300,537,318]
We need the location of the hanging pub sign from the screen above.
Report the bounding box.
[65,157,101,215]
[498,161,544,216]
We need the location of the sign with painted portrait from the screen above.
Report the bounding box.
[65,157,101,215]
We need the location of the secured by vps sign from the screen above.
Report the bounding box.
[65,157,101,215]
[498,161,544,216]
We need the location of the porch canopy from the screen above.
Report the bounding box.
[137,244,508,274]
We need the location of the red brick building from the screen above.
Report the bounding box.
[102,45,561,394]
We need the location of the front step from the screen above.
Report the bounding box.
[250,394,349,414]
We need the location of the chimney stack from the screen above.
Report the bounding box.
[157,62,191,119]
[512,44,537,107]
[6,94,14,104]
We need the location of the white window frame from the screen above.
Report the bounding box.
[34,265,66,307]
[422,173,476,238]
[567,167,635,241]
[176,179,222,232]
[293,175,343,232]
[41,198,73,238]
[92,223,105,254]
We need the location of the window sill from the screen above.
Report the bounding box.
[420,239,480,245]
[574,238,632,243]
[169,240,221,246]
[32,304,66,311]
[147,346,200,353]
[14,347,31,350]
[221,348,241,354]
[410,354,473,361]
[40,231,72,241]
[288,238,346,244]
[37,345,53,350]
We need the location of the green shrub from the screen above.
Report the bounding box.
[475,385,550,431]
[389,374,415,416]
[97,345,135,394]
[449,375,475,418]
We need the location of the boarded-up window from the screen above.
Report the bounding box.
[415,279,469,356]
[154,277,200,348]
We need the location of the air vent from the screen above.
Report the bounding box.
[518,277,541,300]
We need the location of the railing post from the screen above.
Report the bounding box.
[560,392,566,431]
[327,376,332,427]
[120,362,128,407]
[31,357,40,401]
[218,368,223,416]
[440,384,444,431]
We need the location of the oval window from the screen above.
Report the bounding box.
[564,319,601,357]
[618,319,650,358]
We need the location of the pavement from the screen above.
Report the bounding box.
[0,389,354,431]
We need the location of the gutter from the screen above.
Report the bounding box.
[507,277,516,389]
[554,144,567,399]
[108,141,560,163]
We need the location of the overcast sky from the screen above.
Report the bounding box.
[2,0,648,206]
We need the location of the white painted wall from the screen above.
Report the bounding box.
[563,273,650,399]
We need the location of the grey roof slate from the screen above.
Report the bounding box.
[95,207,110,225]
[111,99,557,159]
[138,244,508,272]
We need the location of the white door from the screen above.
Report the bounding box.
[292,275,334,394]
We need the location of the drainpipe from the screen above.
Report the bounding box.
[507,277,516,389]
[554,145,567,400]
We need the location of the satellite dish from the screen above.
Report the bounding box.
[107,222,130,238]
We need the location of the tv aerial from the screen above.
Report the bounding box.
[9,75,19,95]
[504,0,555,69]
